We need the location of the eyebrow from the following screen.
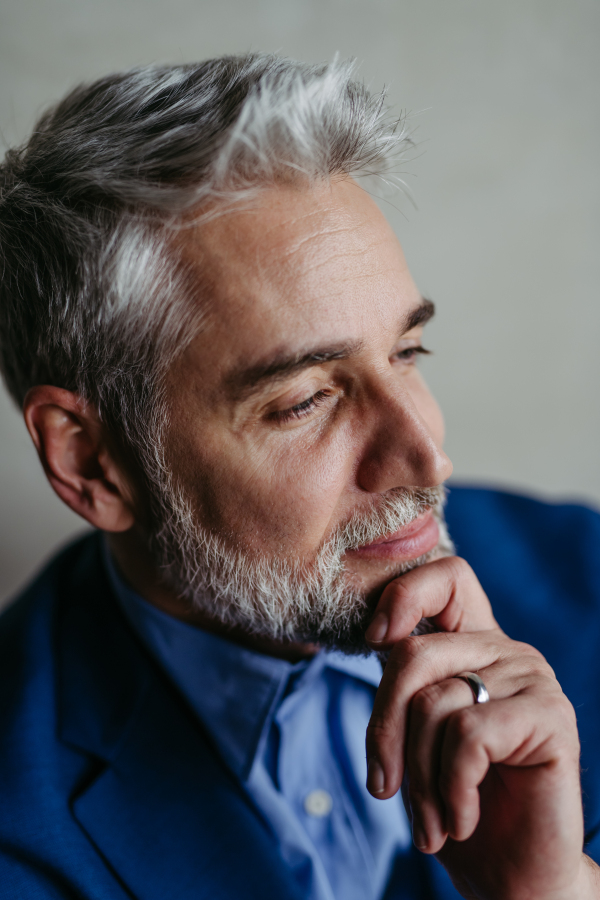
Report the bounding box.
[404,297,435,333]
[226,297,435,400]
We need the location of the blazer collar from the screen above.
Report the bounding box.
[58,534,304,900]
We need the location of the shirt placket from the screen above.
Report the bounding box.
[274,666,375,900]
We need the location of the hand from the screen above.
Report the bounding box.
[364,556,600,899]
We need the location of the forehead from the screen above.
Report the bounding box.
[175,179,419,381]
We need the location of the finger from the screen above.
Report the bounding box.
[438,687,578,843]
[405,676,475,852]
[365,556,498,650]
[366,632,545,798]
[404,660,537,853]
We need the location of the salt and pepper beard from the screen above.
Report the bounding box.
[149,482,455,655]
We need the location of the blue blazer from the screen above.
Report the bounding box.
[1,486,600,899]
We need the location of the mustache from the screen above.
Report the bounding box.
[327,484,446,556]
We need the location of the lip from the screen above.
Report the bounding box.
[346,510,439,561]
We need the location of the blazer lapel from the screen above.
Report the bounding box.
[58,535,304,900]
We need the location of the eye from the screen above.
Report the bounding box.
[270,389,330,424]
[393,345,431,363]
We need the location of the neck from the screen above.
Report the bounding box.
[106,528,320,663]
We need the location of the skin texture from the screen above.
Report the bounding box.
[24,178,600,898]
[162,179,450,584]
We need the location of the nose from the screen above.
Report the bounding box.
[355,376,453,494]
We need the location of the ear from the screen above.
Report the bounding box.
[23,386,136,532]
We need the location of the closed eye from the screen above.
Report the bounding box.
[270,389,331,424]
[268,346,430,425]
[394,345,431,363]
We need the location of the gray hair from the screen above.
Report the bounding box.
[0,53,411,492]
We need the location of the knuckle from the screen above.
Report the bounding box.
[411,682,446,719]
[443,555,475,585]
[446,706,480,744]
[385,579,414,607]
[396,634,430,666]
[450,555,473,578]
[499,639,554,678]
[555,692,578,731]
[507,639,547,667]
[366,716,393,745]
[522,643,548,668]
[544,696,581,762]
[525,671,555,696]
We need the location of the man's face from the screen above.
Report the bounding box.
[163,178,452,608]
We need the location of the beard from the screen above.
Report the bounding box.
[147,479,455,655]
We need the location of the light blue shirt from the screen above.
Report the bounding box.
[104,547,413,900]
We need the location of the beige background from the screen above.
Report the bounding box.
[0,0,599,605]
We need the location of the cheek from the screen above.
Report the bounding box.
[174,424,355,558]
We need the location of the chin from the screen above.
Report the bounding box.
[316,524,456,656]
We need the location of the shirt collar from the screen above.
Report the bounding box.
[102,539,382,780]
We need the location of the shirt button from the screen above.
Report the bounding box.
[304,789,333,818]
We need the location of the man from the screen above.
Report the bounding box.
[0,53,599,899]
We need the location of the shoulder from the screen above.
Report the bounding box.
[0,533,116,895]
[445,483,600,629]
[445,484,600,841]
[0,532,101,684]
[0,531,104,771]
[444,483,600,651]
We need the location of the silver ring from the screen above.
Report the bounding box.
[454,672,490,704]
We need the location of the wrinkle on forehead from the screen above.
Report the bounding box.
[179,178,394,275]
[172,177,414,355]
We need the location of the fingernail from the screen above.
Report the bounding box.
[412,820,428,851]
[366,612,389,644]
[367,759,385,795]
